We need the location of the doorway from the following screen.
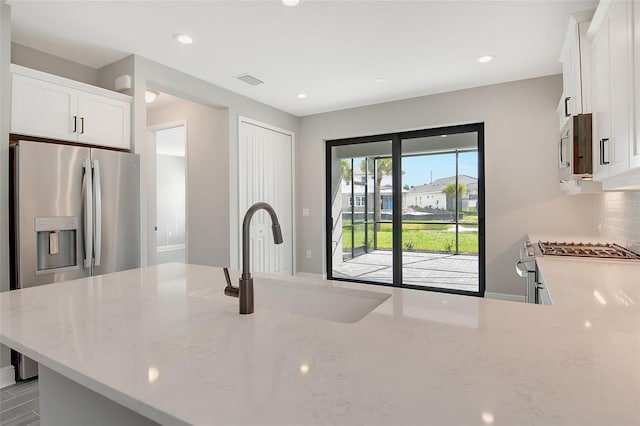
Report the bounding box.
[153,124,187,264]
[326,123,485,297]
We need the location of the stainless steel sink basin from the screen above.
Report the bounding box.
[189,277,390,323]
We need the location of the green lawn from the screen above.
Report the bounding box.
[342,219,479,254]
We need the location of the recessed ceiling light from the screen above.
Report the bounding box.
[283,0,300,6]
[296,93,307,99]
[375,77,386,83]
[477,55,493,63]
[174,33,193,45]
[145,90,159,103]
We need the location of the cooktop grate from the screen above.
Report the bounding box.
[538,241,640,259]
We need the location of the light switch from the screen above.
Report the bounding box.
[302,208,310,217]
[306,250,312,258]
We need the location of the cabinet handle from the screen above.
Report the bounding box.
[564,96,571,117]
[600,138,610,165]
[72,116,77,133]
[80,117,85,134]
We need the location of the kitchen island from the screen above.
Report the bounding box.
[1,262,639,425]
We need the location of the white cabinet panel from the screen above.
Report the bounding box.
[589,0,637,185]
[607,0,632,176]
[591,24,611,180]
[11,74,78,142]
[78,92,130,150]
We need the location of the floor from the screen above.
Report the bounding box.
[333,250,479,292]
[0,380,39,426]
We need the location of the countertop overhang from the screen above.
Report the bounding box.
[1,262,639,425]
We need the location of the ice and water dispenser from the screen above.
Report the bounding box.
[35,216,79,273]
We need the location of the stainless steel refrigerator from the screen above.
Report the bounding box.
[9,140,140,380]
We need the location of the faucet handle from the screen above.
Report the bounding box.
[223,267,239,298]
[223,267,232,286]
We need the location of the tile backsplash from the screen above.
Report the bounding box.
[595,191,640,249]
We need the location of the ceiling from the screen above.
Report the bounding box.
[9,0,597,117]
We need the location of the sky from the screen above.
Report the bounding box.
[402,151,478,187]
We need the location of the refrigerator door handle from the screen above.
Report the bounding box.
[82,158,93,268]
[93,159,102,267]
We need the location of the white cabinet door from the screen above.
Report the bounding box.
[560,35,579,117]
[607,0,632,176]
[568,35,582,115]
[77,92,131,150]
[591,23,611,180]
[11,74,78,142]
[632,1,640,170]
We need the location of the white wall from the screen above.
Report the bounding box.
[147,97,229,267]
[11,42,98,85]
[297,75,597,297]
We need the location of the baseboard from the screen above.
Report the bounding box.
[0,365,16,389]
[295,272,326,279]
[485,292,526,303]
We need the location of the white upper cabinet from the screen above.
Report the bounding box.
[588,0,640,189]
[559,9,594,126]
[10,65,132,150]
[11,74,78,142]
[77,92,130,150]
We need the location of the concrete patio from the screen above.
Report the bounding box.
[333,250,479,292]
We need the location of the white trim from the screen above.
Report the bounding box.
[10,64,132,103]
[156,243,186,253]
[236,116,296,275]
[0,365,16,389]
[485,292,526,303]
[296,272,326,279]
[586,0,615,40]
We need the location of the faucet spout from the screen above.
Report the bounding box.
[236,202,283,314]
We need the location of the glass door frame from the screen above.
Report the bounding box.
[325,123,485,297]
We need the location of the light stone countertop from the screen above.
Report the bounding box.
[1,262,639,426]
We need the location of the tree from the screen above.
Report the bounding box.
[360,158,392,231]
[442,182,467,211]
[341,159,352,182]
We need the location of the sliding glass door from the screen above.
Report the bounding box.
[401,134,480,293]
[326,124,484,297]
[328,140,393,284]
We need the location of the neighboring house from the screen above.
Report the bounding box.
[341,170,398,216]
[342,170,478,217]
[405,175,478,211]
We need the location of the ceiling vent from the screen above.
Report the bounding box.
[236,74,264,86]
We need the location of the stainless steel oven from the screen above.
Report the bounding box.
[516,242,545,304]
[516,240,640,305]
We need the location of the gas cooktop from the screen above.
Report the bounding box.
[538,241,640,260]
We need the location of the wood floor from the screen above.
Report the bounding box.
[0,380,39,426]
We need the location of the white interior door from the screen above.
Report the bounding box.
[239,119,293,275]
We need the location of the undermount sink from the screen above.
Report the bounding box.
[190,277,390,323]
